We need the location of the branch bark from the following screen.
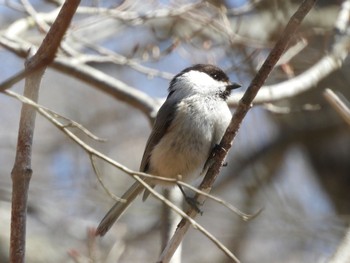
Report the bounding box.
[158,0,317,262]
[9,1,80,262]
[10,69,43,263]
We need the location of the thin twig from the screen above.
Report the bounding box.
[5,90,106,141]
[72,38,173,79]
[89,155,126,202]
[20,0,50,32]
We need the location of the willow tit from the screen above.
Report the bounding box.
[96,64,241,236]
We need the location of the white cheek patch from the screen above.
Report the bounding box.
[185,71,216,87]
[177,71,227,95]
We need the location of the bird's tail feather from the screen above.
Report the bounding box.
[96,180,145,236]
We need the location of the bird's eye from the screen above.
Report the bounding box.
[211,71,226,81]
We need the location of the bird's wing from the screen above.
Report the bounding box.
[140,93,177,173]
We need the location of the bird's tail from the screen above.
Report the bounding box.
[96,180,145,236]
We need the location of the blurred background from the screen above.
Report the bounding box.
[0,0,349,262]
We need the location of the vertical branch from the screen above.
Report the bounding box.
[10,68,44,263]
[158,0,317,262]
[9,1,81,262]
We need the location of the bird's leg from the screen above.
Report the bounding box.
[202,144,227,173]
[177,183,203,215]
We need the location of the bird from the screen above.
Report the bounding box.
[96,64,241,236]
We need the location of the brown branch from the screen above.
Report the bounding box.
[158,0,318,262]
[10,69,43,263]
[9,1,80,262]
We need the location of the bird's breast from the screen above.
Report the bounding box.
[148,97,231,185]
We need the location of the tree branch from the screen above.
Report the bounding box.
[9,1,80,262]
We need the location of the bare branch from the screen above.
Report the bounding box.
[89,155,126,203]
[20,0,51,32]
[71,38,173,79]
[9,1,80,262]
[5,85,105,142]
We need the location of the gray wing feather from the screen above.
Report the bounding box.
[140,96,178,201]
[140,96,178,173]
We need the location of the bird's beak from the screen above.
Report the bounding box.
[226,82,241,90]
